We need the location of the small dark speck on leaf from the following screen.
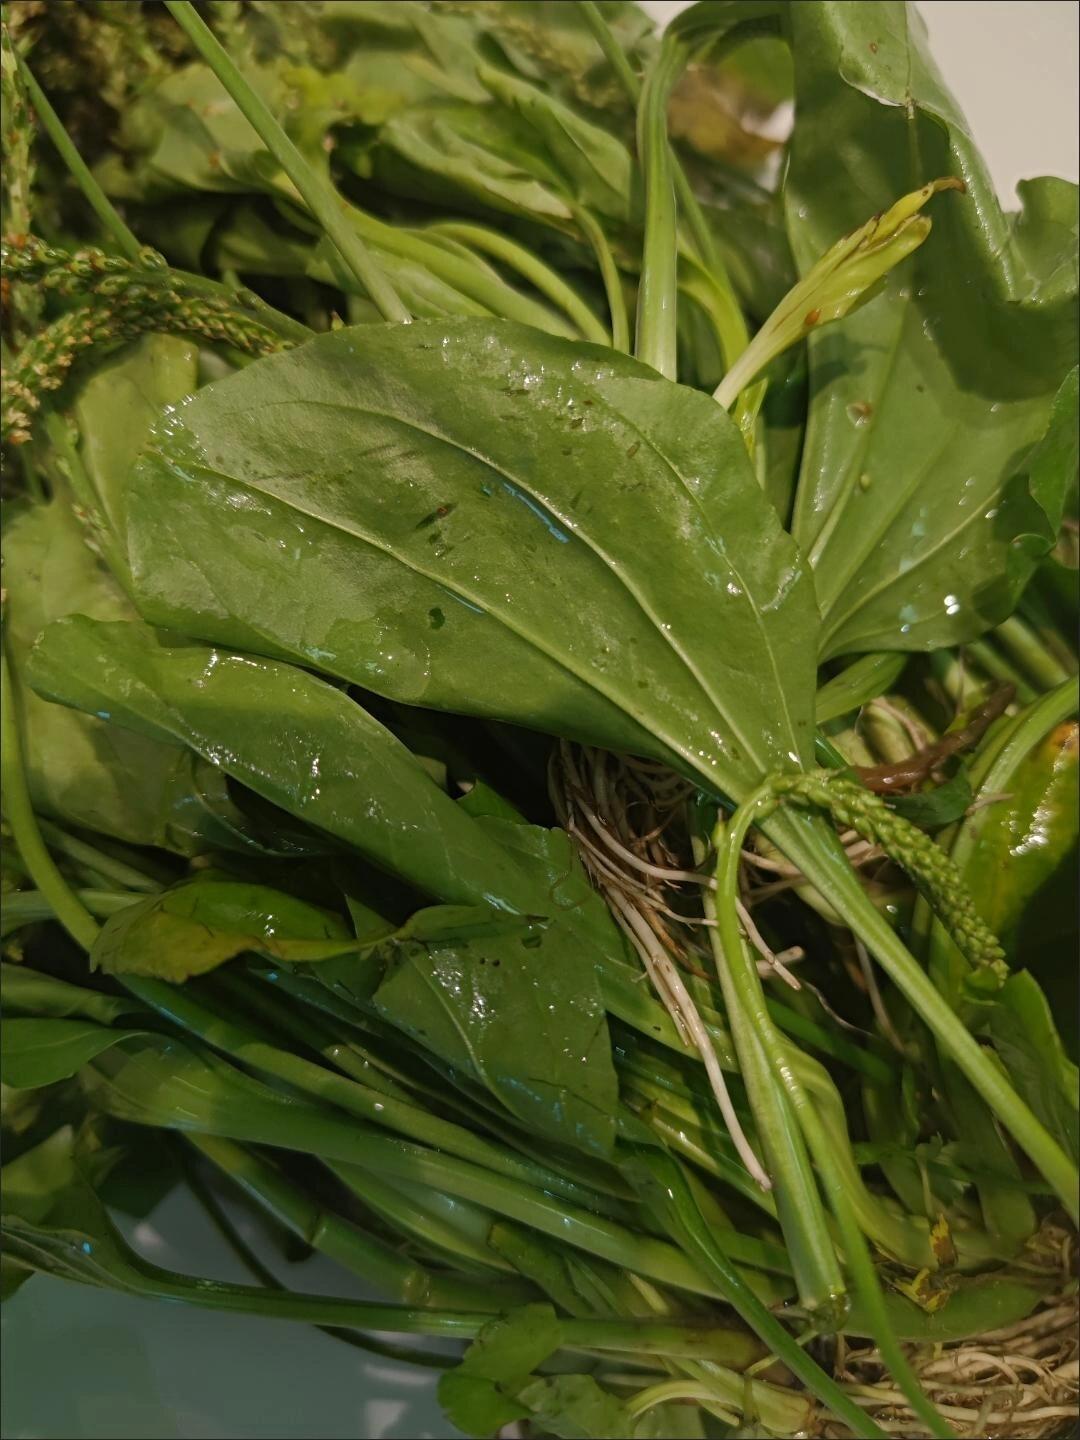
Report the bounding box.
[522,934,542,949]
[428,607,445,630]
[416,503,456,530]
[569,416,585,429]
[626,441,640,458]
[804,308,822,327]
[869,40,878,52]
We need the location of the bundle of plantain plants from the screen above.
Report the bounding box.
[1,2,1077,1436]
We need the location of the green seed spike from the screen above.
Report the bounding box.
[772,770,1008,978]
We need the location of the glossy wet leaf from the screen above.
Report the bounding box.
[1,497,296,857]
[782,2,1078,657]
[962,722,1078,959]
[27,625,622,1151]
[118,317,817,802]
[373,910,619,1156]
[0,1019,148,1090]
[89,875,358,982]
[27,620,550,914]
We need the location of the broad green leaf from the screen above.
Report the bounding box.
[0,1019,146,1090]
[26,627,621,1152]
[782,1,1078,656]
[372,910,619,1155]
[976,973,1080,1167]
[118,318,818,802]
[440,1303,562,1438]
[74,335,199,544]
[88,876,358,982]
[1,496,301,857]
[962,721,1078,963]
[27,621,546,914]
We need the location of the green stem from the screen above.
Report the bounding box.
[966,638,1036,703]
[711,812,954,1438]
[570,205,630,351]
[624,1147,889,1440]
[578,0,745,325]
[175,1138,459,1368]
[1,636,99,952]
[427,221,609,345]
[701,828,846,1322]
[14,53,141,261]
[187,1133,498,1310]
[993,614,1070,691]
[634,43,684,378]
[163,1,409,324]
[0,888,135,935]
[36,818,164,893]
[132,971,632,1224]
[767,805,1080,1221]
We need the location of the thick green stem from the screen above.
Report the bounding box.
[712,811,954,1438]
[634,43,684,377]
[1,636,100,952]
[993,614,1070,691]
[126,971,629,1222]
[815,652,909,724]
[702,827,846,1321]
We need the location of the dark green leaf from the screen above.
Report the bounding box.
[784,2,1078,656]
[1,498,292,856]
[27,628,621,1152]
[27,621,548,914]
[373,911,618,1155]
[979,973,1079,1166]
[0,1019,146,1090]
[885,769,973,831]
[117,317,818,802]
[0,963,141,1025]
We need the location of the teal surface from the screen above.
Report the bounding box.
[1,1185,459,1439]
